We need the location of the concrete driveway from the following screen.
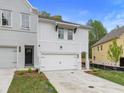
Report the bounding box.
[44,70,124,93]
[0,69,15,93]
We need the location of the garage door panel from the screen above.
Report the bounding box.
[41,54,78,71]
[0,47,17,68]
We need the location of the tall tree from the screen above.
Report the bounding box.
[39,11,50,18]
[108,40,123,65]
[51,15,62,21]
[87,19,107,58]
[38,11,62,21]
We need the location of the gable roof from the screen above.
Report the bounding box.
[39,16,92,29]
[25,0,38,14]
[25,0,38,13]
[25,1,91,29]
[25,0,35,9]
[92,27,124,47]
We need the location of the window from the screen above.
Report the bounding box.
[57,28,74,40]
[68,30,73,40]
[94,48,95,51]
[101,45,103,51]
[1,10,11,26]
[93,56,96,60]
[58,28,64,39]
[21,14,29,29]
[97,46,99,51]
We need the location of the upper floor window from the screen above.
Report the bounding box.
[68,30,73,40]
[58,28,64,39]
[1,10,11,26]
[21,14,29,29]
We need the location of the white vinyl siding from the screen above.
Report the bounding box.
[21,13,29,29]
[0,10,11,27]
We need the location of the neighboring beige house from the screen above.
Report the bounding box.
[92,27,124,67]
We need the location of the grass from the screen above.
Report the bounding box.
[7,70,58,93]
[86,68,124,86]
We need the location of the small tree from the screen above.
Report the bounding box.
[107,40,123,66]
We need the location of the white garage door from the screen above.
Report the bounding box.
[40,54,78,71]
[0,47,17,68]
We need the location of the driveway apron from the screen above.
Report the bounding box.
[0,69,15,93]
[44,70,124,93]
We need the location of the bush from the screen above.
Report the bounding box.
[28,68,32,73]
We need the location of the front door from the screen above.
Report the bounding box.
[25,46,34,66]
[120,57,124,67]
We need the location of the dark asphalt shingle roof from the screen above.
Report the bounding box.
[38,16,91,29]
[92,27,124,47]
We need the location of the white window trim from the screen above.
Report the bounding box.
[67,30,74,41]
[57,28,65,40]
[57,28,75,41]
[20,13,30,30]
[0,9,12,28]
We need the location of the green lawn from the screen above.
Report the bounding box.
[8,71,58,93]
[86,68,124,86]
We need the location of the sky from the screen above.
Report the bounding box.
[29,0,124,32]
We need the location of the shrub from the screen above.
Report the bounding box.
[28,68,32,73]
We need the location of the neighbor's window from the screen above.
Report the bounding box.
[58,28,64,39]
[97,46,99,51]
[1,10,11,26]
[21,14,29,29]
[94,48,95,51]
[68,29,73,40]
[101,45,103,51]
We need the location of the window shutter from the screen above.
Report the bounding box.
[0,10,1,26]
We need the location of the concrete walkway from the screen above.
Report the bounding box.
[44,70,124,93]
[0,69,15,93]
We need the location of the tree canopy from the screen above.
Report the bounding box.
[87,19,107,58]
[87,19,107,45]
[39,11,62,21]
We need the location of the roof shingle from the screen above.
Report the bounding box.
[92,27,124,47]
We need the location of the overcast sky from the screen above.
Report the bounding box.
[29,0,124,32]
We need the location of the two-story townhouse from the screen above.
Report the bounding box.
[38,18,90,71]
[0,0,38,69]
[0,0,90,71]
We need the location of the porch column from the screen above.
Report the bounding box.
[86,52,90,70]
